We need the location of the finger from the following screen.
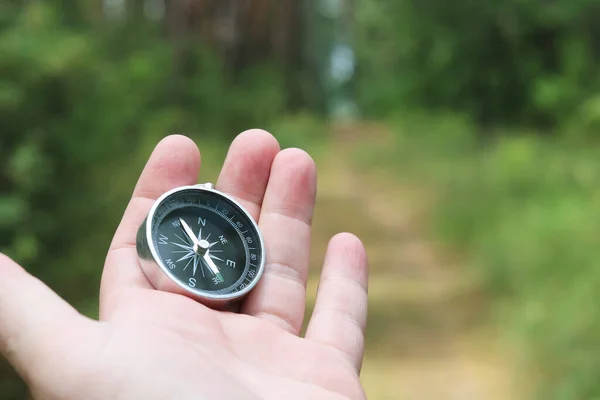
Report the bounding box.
[100,135,200,315]
[305,233,369,374]
[241,148,317,334]
[0,254,87,384]
[215,129,280,222]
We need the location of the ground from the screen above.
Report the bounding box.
[301,123,521,400]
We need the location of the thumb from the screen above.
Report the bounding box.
[0,253,87,385]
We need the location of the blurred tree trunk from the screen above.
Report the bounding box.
[127,0,146,22]
[163,0,309,108]
[164,0,304,64]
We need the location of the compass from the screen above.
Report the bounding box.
[136,183,265,308]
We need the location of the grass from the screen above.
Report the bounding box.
[355,111,600,400]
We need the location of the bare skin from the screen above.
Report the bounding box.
[0,130,369,400]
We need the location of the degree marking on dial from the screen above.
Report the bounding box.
[190,203,254,245]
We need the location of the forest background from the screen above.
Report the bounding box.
[2,1,600,399]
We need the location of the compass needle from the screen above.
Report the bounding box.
[202,253,221,276]
[137,183,264,306]
[180,218,200,247]
[173,233,191,247]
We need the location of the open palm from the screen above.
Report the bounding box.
[0,130,369,400]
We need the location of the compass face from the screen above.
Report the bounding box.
[147,186,264,298]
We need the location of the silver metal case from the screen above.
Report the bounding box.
[136,183,266,309]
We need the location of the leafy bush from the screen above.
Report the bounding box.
[437,137,600,399]
[368,113,600,400]
[354,0,600,132]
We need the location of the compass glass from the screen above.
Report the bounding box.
[149,187,263,296]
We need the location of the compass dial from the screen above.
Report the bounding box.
[142,185,264,299]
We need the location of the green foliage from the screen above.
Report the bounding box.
[440,139,600,399]
[0,0,287,281]
[0,3,290,397]
[355,0,600,132]
[266,112,329,153]
[365,112,600,400]
[5,0,600,399]
[351,3,600,393]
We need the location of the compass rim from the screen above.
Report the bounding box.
[143,184,266,301]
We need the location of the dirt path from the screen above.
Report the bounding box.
[303,123,520,400]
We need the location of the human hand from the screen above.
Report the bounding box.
[0,130,369,400]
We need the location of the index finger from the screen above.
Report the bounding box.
[99,135,201,318]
